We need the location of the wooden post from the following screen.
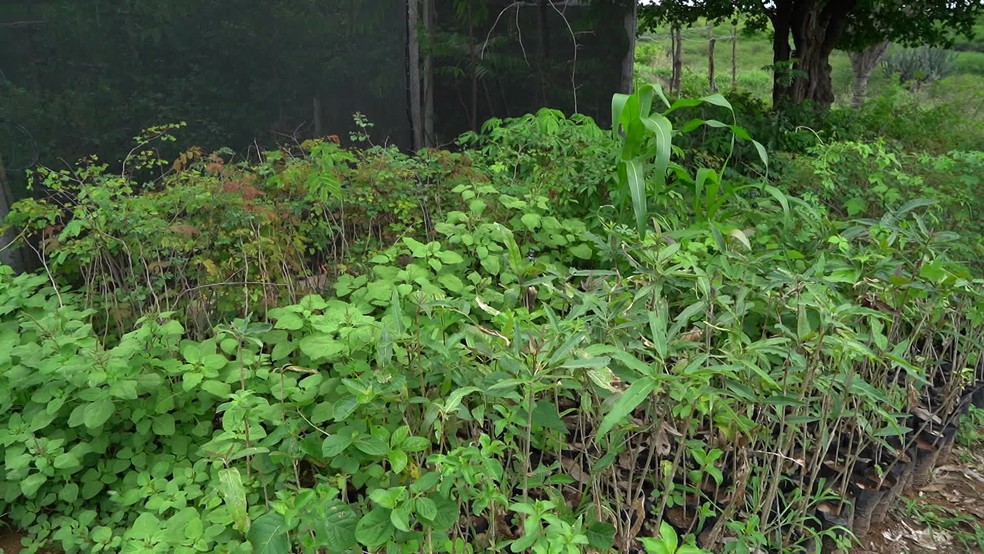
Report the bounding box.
[731,26,738,90]
[708,27,717,93]
[671,26,682,95]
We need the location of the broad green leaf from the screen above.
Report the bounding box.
[660,521,679,553]
[355,508,394,548]
[299,333,345,361]
[670,300,707,337]
[273,312,304,331]
[218,468,249,533]
[729,228,751,250]
[596,377,657,440]
[181,343,202,364]
[130,512,162,539]
[388,449,408,473]
[751,139,769,170]
[547,332,586,367]
[586,521,616,551]
[569,243,592,259]
[59,483,79,503]
[611,93,630,140]
[443,385,481,414]
[354,435,389,457]
[314,502,358,552]
[200,380,231,398]
[20,473,47,498]
[435,250,464,264]
[390,503,412,532]
[640,114,672,189]
[897,197,937,217]
[403,237,430,258]
[53,452,80,470]
[429,494,458,531]
[532,400,568,434]
[322,434,354,457]
[401,436,430,452]
[182,372,204,391]
[520,212,541,230]
[247,511,289,554]
[438,273,465,292]
[83,399,115,429]
[152,414,176,436]
[624,158,647,234]
[411,472,441,494]
[761,184,789,221]
[511,532,540,552]
[415,497,438,522]
[648,303,668,360]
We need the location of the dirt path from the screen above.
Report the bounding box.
[858,444,984,553]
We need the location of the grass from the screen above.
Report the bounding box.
[637,19,984,110]
[898,498,984,552]
[957,406,984,450]
[952,50,984,75]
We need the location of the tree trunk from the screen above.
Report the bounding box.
[407,0,423,150]
[848,41,890,107]
[771,0,857,109]
[770,1,793,108]
[422,0,434,146]
[0,157,26,273]
[671,26,682,95]
[620,2,637,94]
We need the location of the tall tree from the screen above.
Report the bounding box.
[640,1,983,109]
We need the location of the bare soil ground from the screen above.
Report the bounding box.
[857,444,984,554]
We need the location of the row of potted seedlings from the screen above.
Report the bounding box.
[808,360,982,552]
[639,359,982,552]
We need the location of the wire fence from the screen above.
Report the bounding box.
[0,118,38,173]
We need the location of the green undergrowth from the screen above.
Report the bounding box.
[1,87,983,553]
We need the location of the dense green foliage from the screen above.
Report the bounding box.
[1,80,982,554]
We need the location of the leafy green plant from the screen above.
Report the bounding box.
[639,522,707,554]
[1,83,982,554]
[611,82,767,234]
[957,405,983,448]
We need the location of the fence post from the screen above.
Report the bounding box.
[708,26,717,93]
[671,26,682,95]
[731,26,738,89]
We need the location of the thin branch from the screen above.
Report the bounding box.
[548,0,579,114]
[25,240,63,308]
[481,2,529,66]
